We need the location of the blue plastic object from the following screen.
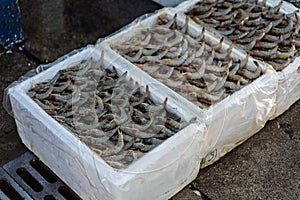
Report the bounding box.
[0,0,24,49]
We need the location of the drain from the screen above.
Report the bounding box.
[0,168,32,200]
[44,194,56,200]
[2,151,82,200]
[30,159,57,184]
[58,186,81,200]
[16,167,44,192]
[0,179,26,200]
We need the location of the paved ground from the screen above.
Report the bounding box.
[0,1,299,199]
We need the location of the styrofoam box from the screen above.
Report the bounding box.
[176,0,300,119]
[98,8,279,168]
[7,46,208,200]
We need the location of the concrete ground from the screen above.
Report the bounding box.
[0,1,299,199]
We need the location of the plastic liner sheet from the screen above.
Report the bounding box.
[4,45,207,200]
[267,0,300,118]
[175,0,300,119]
[285,0,300,8]
[97,8,278,168]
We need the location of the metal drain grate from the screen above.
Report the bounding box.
[0,168,32,200]
[1,151,82,200]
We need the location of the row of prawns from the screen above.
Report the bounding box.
[112,13,262,108]
[186,0,300,71]
[28,54,193,169]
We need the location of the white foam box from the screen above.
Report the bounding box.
[176,0,300,119]
[6,45,208,200]
[98,8,279,168]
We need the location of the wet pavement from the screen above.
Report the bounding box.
[0,0,299,199]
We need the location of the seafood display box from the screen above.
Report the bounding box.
[176,0,300,119]
[99,8,278,168]
[5,1,300,200]
[6,46,207,200]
